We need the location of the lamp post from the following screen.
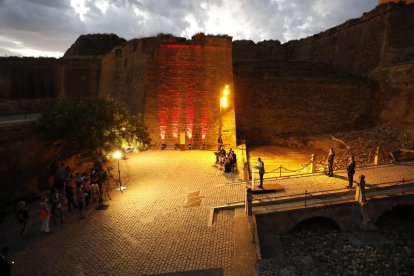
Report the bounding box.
[112,150,124,193]
[219,84,230,141]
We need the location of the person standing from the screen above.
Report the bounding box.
[327,147,335,177]
[76,182,86,219]
[347,156,356,188]
[39,196,51,233]
[49,189,65,226]
[65,182,77,212]
[356,175,367,203]
[256,157,265,189]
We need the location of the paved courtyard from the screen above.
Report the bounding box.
[1,150,414,276]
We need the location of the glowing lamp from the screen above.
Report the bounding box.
[112,150,126,193]
[221,97,228,108]
[113,150,123,160]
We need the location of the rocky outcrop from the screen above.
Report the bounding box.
[64,34,126,57]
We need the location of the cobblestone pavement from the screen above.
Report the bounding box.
[0,150,413,276]
[1,150,245,276]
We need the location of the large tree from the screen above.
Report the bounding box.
[37,99,150,160]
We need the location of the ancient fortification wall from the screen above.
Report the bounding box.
[100,34,235,148]
[57,57,101,99]
[379,0,414,4]
[0,57,58,99]
[233,3,414,77]
[370,62,414,130]
[0,3,412,147]
[235,76,377,144]
[231,2,414,144]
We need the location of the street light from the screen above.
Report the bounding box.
[219,84,230,142]
[112,150,126,193]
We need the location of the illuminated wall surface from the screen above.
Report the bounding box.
[379,0,414,4]
[99,35,236,148]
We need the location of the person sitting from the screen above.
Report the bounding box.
[224,157,232,173]
[231,152,238,172]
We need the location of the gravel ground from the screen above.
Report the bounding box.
[257,205,414,276]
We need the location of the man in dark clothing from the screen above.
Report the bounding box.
[65,184,77,212]
[347,156,356,188]
[256,157,265,189]
[327,148,335,177]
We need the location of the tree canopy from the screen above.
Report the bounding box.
[37,99,150,160]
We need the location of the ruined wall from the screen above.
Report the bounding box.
[370,63,414,130]
[100,35,236,148]
[235,76,378,145]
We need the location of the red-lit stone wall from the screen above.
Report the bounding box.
[99,35,236,148]
[146,36,235,148]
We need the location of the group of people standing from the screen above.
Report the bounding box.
[327,147,366,202]
[16,162,107,236]
[251,148,366,201]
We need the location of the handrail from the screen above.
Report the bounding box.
[253,178,414,207]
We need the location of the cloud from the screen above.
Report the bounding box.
[0,0,377,57]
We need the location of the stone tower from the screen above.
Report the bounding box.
[379,0,414,4]
[99,34,237,149]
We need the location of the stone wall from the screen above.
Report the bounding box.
[0,57,58,99]
[379,0,414,4]
[235,76,378,145]
[57,57,101,99]
[100,34,236,148]
[233,3,414,77]
[99,38,149,115]
[370,62,414,130]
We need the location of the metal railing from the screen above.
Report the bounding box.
[254,178,414,208]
